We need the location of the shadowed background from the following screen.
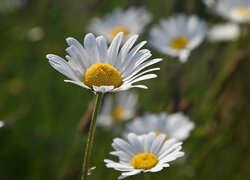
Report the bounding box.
[0,0,249,179]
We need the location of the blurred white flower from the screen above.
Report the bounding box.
[216,0,250,24]
[26,27,45,42]
[124,112,195,141]
[207,23,241,42]
[105,132,184,179]
[46,32,162,93]
[88,7,152,43]
[0,0,26,14]
[149,14,207,63]
[0,121,5,128]
[97,91,138,131]
[203,0,217,8]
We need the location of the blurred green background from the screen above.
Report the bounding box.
[0,0,250,179]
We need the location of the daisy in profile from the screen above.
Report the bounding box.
[98,91,138,132]
[124,112,195,141]
[149,14,207,63]
[88,7,152,43]
[215,0,250,24]
[105,132,184,179]
[46,32,162,93]
[207,23,241,42]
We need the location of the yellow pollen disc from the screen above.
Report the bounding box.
[83,63,122,88]
[234,7,250,19]
[131,152,158,170]
[170,36,189,49]
[111,26,130,37]
[155,131,169,142]
[112,106,125,121]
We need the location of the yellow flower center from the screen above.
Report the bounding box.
[83,63,122,88]
[112,106,125,121]
[170,36,189,49]
[132,152,158,170]
[234,7,250,20]
[111,26,130,38]
[155,131,169,142]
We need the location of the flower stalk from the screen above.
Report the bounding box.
[144,172,151,180]
[82,93,103,180]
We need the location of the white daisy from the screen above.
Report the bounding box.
[97,91,138,131]
[207,23,241,42]
[88,7,152,43]
[149,14,208,63]
[216,0,250,24]
[105,132,184,179]
[46,32,162,93]
[124,112,195,141]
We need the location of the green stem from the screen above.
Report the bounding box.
[82,93,103,180]
[144,173,151,180]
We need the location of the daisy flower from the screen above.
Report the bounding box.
[124,112,195,141]
[105,132,184,179]
[149,14,207,63]
[88,7,152,43]
[207,23,241,42]
[46,32,162,93]
[215,0,250,24]
[97,91,138,132]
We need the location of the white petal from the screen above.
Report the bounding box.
[104,159,134,171]
[112,138,136,156]
[149,164,167,172]
[110,151,132,161]
[143,132,155,151]
[66,37,91,68]
[120,41,147,73]
[123,58,162,81]
[47,54,80,81]
[179,50,190,63]
[64,80,90,89]
[125,74,157,85]
[84,33,99,64]
[93,85,114,93]
[96,36,108,63]
[127,133,143,153]
[108,32,123,66]
[115,35,139,70]
[123,68,160,85]
[150,134,165,155]
[119,170,141,179]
